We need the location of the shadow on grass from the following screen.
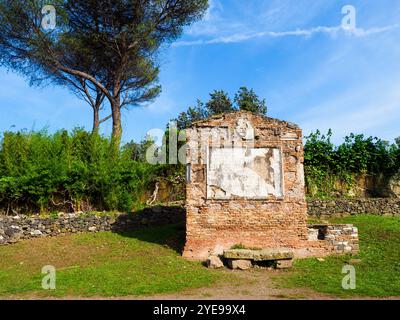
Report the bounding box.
[111,205,187,254]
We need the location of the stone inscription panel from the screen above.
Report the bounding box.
[207,147,283,200]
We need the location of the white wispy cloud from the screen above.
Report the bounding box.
[300,86,400,143]
[281,37,400,144]
[174,24,400,47]
[186,0,226,37]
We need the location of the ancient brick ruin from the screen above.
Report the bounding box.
[182,111,359,261]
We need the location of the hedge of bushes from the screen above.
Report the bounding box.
[0,129,172,214]
[304,130,400,198]
[1,128,399,214]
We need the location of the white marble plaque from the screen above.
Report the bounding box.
[207,147,283,200]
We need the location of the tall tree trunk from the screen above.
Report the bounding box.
[111,95,122,151]
[92,107,100,135]
[91,92,106,135]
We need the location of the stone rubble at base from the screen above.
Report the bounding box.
[206,223,360,271]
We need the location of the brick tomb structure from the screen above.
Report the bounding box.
[182,111,359,263]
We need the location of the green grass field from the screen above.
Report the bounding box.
[0,225,223,298]
[278,215,400,297]
[1,215,399,299]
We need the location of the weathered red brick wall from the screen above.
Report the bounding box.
[183,111,310,260]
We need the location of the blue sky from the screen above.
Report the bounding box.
[0,0,399,145]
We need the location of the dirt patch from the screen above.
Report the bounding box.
[142,269,337,300]
[0,269,334,300]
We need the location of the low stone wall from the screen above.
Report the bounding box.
[307,198,400,217]
[0,206,185,245]
[1,199,392,253]
[308,224,359,254]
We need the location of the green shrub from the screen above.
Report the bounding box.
[304,130,400,198]
[0,129,163,214]
[1,127,398,212]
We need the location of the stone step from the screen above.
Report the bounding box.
[223,248,294,261]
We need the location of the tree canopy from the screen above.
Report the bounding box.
[173,87,268,129]
[205,90,235,116]
[234,87,267,115]
[0,0,209,145]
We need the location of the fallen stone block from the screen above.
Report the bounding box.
[276,259,293,269]
[228,259,253,270]
[223,249,255,260]
[255,248,294,261]
[207,255,224,269]
[223,248,294,261]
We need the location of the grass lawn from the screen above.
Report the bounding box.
[0,224,223,298]
[278,215,400,298]
[1,215,399,299]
